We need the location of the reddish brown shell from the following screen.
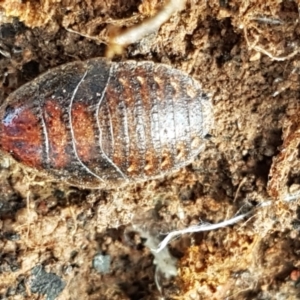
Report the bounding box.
[0,58,212,188]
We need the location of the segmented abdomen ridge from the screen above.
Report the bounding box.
[98,60,210,181]
[0,58,211,187]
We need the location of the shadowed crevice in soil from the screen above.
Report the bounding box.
[208,17,241,68]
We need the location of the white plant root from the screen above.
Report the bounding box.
[153,190,300,253]
[107,0,186,57]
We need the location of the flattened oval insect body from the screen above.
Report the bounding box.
[0,58,212,188]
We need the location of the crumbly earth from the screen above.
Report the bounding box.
[0,0,300,299]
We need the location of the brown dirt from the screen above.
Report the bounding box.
[1,0,300,299]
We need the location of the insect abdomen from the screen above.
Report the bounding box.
[0,58,212,188]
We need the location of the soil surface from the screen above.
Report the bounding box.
[0,0,300,299]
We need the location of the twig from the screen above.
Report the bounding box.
[107,0,186,57]
[111,0,186,46]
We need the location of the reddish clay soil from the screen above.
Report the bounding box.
[1,0,300,299]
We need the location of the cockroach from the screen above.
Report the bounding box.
[0,58,212,188]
